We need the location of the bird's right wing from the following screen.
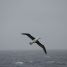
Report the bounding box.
[21,33,35,40]
[36,41,47,54]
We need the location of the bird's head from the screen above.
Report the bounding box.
[29,42,33,45]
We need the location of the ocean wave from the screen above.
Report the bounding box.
[46,60,67,65]
[46,60,55,64]
[28,60,33,63]
[45,55,51,58]
[55,61,66,65]
[15,61,24,65]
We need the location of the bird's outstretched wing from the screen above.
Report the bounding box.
[36,41,47,54]
[21,33,35,40]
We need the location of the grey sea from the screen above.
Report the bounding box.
[0,50,67,67]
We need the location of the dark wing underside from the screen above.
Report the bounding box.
[21,33,35,40]
[36,41,47,54]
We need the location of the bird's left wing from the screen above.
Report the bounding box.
[21,33,35,40]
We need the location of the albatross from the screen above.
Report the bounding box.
[21,33,47,54]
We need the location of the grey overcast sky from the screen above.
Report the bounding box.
[0,0,67,50]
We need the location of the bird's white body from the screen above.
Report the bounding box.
[30,38,40,45]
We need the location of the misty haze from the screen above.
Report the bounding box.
[0,0,67,67]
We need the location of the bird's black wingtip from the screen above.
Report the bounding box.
[21,33,26,35]
[21,33,29,35]
[45,51,47,55]
[21,33,23,35]
[45,52,47,55]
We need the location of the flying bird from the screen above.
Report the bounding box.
[21,33,47,54]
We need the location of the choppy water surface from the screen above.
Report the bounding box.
[0,50,67,67]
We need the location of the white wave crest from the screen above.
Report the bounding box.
[15,61,24,65]
[46,61,55,64]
